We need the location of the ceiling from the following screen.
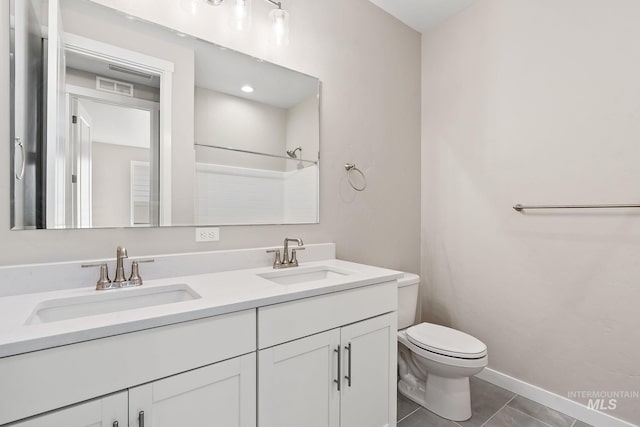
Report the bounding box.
[368,0,477,33]
[192,39,319,110]
[62,0,318,110]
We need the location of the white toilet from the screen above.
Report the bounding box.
[397,273,488,422]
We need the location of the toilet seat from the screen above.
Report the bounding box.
[406,323,487,359]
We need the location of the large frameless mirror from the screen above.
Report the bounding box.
[10,0,320,230]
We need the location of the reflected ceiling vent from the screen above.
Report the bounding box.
[108,64,154,80]
[96,76,134,97]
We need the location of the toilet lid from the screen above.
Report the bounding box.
[406,323,487,359]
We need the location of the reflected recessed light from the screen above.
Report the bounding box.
[176,32,187,38]
[125,15,137,21]
[241,85,254,93]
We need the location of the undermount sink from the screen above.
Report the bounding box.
[258,265,353,286]
[25,284,201,325]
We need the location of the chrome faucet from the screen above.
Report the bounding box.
[267,238,305,269]
[113,246,129,286]
[283,238,303,266]
[82,247,154,290]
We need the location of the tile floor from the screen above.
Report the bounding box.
[397,377,594,427]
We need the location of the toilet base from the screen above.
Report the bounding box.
[398,373,472,422]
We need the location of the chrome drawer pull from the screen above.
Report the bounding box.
[345,342,352,387]
[334,346,341,391]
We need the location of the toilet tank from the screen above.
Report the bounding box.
[397,273,420,329]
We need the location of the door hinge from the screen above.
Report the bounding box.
[72,115,78,124]
[71,174,77,184]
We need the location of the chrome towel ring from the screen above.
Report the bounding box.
[345,163,367,191]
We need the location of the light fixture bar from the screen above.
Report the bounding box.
[191,0,290,45]
[264,0,282,9]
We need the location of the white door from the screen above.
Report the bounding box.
[9,392,127,427]
[258,329,341,427]
[71,98,93,228]
[129,353,256,427]
[340,313,397,427]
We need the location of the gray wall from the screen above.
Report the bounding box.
[0,0,421,277]
[285,95,319,172]
[195,87,287,171]
[421,0,640,423]
[92,142,149,228]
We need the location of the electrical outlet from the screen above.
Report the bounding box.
[195,227,220,242]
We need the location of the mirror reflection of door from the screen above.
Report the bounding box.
[66,90,159,228]
[70,98,93,228]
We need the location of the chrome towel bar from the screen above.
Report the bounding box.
[513,203,640,212]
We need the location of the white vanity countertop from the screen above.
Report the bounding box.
[0,259,403,358]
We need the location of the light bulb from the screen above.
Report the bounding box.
[231,0,252,31]
[269,8,289,46]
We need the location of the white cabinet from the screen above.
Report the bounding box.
[0,310,256,425]
[129,353,256,427]
[258,313,396,427]
[259,329,341,427]
[3,280,397,427]
[8,354,256,427]
[9,392,127,427]
[340,313,397,427]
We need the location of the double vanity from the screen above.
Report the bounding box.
[0,243,401,427]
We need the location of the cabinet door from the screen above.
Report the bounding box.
[258,329,341,427]
[340,313,397,427]
[9,391,127,427]
[129,353,256,427]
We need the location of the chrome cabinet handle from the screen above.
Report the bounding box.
[344,342,352,387]
[334,346,341,391]
[138,410,145,427]
[14,137,25,180]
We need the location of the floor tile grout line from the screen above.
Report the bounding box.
[480,393,518,427]
[508,405,557,427]
[397,407,420,424]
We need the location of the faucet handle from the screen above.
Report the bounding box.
[128,261,143,287]
[290,247,306,267]
[124,259,153,287]
[82,263,114,290]
[266,249,282,269]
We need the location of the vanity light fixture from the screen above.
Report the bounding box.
[241,85,254,93]
[180,0,290,45]
[268,4,289,46]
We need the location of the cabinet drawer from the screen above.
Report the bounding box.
[258,282,396,349]
[0,309,256,425]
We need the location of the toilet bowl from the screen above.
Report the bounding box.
[396,273,488,422]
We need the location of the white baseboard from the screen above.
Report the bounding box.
[475,368,638,427]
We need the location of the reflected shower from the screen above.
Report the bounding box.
[286,147,302,158]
